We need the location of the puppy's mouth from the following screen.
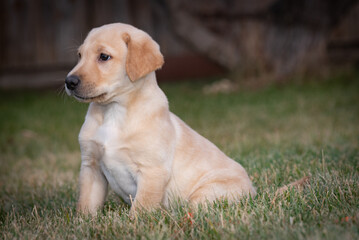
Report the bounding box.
[73,92,107,102]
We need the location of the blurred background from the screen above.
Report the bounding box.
[0,0,358,88]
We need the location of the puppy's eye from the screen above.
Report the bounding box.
[78,53,81,59]
[99,53,111,62]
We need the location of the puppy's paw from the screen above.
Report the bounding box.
[77,203,98,217]
[128,206,138,221]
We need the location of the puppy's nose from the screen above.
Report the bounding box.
[65,75,80,90]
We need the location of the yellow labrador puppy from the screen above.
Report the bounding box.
[65,23,256,215]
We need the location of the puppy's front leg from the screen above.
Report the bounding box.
[77,162,108,215]
[77,104,107,215]
[131,167,169,212]
[77,140,108,215]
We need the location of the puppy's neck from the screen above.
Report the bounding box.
[127,73,169,114]
[95,72,168,117]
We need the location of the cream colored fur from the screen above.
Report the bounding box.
[65,23,256,215]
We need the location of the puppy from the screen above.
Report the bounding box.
[65,23,256,215]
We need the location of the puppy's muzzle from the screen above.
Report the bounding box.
[65,75,81,91]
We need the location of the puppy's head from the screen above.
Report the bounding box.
[65,23,164,103]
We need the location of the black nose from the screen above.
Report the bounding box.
[65,75,80,90]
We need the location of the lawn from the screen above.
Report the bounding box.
[0,71,358,239]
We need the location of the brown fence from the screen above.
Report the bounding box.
[0,0,358,88]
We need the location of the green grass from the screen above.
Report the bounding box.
[0,71,358,239]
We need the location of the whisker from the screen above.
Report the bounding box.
[56,85,64,96]
[64,46,80,53]
[55,85,65,102]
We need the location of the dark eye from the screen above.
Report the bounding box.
[78,52,81,59]
[99,53,111,61]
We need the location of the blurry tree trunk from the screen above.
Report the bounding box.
[166,0,358,80]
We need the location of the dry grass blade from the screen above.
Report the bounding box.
[271,176,311,204]
[275,176,311,195]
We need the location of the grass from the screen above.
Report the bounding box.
[0,71,358,239]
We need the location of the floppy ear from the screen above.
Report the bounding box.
[122,33,164,81]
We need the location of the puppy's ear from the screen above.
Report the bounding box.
[122,33,164,81]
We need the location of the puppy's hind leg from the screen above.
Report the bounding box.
[188,170,256,204]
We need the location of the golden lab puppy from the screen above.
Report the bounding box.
[65,23,256,215]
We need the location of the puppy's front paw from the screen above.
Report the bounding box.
[128,206,138,220]
[77,203,98,217]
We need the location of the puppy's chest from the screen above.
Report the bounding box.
[90,108,138,203]
[93,119,123,152]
